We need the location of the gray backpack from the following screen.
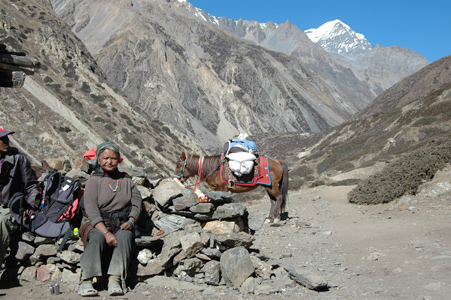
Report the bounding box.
[8,171,82,249]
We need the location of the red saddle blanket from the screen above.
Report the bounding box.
[220,155,272,186]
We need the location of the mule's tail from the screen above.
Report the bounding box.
[279,161,289,213]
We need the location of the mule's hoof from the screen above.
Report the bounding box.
[274,218,280,224]
[264,218,273,224]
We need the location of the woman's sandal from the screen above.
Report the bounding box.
[78,282,98,297]
[108,282,124,296]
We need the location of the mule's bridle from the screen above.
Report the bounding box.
[175,155,224,185]
[175,157,187,182]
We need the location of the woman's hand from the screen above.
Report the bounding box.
[94,222,117,247]
[104,232,117,247]
[120,217,135,231]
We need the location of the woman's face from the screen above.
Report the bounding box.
[98,149,120,173]
[0,136,10,155]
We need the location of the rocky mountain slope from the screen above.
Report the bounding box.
[306,20,429,95]
[0,0,202,177]
[190,8,428,104]
[1,0,442,187]
[263,55,451,203]
[49,0,426,152]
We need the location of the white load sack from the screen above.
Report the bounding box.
[227,152,256,162]
[227,152,257,176]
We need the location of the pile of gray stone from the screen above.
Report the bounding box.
[3,162,327,294]
[133,178,267,288]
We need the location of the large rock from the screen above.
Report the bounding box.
[250,256,272,280]
[159,231,185,267]
[202,260,221,285]
[190,202,214,214]
[15,241,35,261]
[145,275,206,291]
[174,257,204,277]
[58,250,81,265]
[173,193,198,211]
[137,259,165,276]
[212,203,247,219]
[284,265,328,291]
[152,179,186,208]
[20,266,37,281]
[206,191,234,204]
[220,246,255,288]
[213,232,255,248]
[180,232,204,258]
[155,214,197,234]
[36,264,58,282]
[247,209,267,231]
[61,268,81,291]
[203,220,241,234]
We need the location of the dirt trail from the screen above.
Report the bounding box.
[1,184,450,299]
[251,185,451,299]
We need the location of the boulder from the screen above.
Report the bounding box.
[284,265,328,291]
[220,246,255,288]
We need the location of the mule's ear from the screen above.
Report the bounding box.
[181,152,186,160]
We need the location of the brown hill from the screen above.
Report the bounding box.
[279,55,451,203]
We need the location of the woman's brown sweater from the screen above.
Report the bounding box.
[83,170,142,228]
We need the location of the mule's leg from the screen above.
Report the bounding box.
[265,194,277,223]
[273,193,284,223]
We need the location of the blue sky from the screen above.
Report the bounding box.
[188,0,450,63]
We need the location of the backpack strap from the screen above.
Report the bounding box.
[18,192,25,231]
[57,223,73,253]
[42,171,62,208]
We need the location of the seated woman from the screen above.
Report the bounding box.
[78,141,142,297]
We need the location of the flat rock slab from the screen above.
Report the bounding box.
[284,265,328,291]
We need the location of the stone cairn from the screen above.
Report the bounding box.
[3,159,327,294]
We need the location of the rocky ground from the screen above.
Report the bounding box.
[1,168,451,299]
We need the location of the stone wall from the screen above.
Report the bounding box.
[1,165,267,291]
[2,164,326,294]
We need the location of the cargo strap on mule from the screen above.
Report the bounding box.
[228,172,235,190]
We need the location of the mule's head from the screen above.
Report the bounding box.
[174,152,189,182]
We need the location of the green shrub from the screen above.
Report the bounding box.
[43,76,53,83]
[290,165,313,178]
[63,62,78,80]
[412,117,437,127]
[47,83,61,94]
[348,140,451,205]
[104,124,114,131]
[310,180,325,187]
[317,157,334,174]
[288,177,304,190]
[421,127,446,138]
[81,82,91,93]
[94,116,105,123]
[334,162,355,172]
[329,179,360,186]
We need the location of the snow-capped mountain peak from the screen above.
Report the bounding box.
[305,19,371,55]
